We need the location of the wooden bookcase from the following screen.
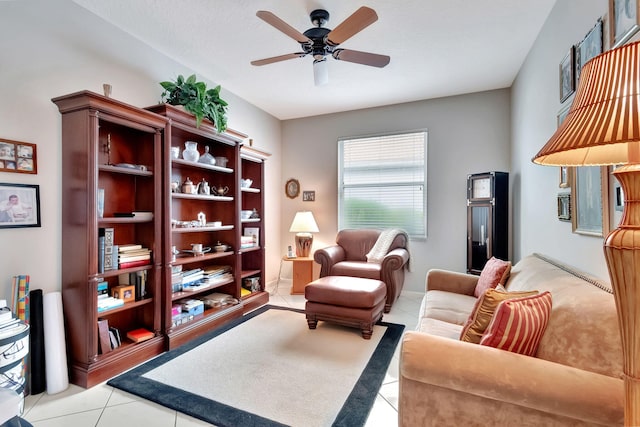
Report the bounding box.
[146,104,269,349]
[239,145,270,313]
[53,91,166,387]
[54,93,270,385]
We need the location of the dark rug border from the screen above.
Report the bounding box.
[107,305,405,427]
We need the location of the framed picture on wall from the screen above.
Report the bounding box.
[575,18,603,83]
[557,193,571,221]
[571,166,609,236]
[559,166,572,188]
[0,139,37,174]
[609,0,640,48]
[559,47,575,102]
[0,183,41,228]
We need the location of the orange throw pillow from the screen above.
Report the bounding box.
[474,257,512,298]
[479,291,552,356]
[460,287,539,344]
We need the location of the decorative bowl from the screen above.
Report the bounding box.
[241,179,253,188]
[241,210,253,220]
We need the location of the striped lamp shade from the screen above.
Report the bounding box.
[533,40,640,166]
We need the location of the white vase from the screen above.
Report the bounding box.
[182,141,199,162]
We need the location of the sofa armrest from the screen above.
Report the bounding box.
[400,331,623,426]
[381,248,409,271]
[426,269,478,295]
[313,245,346,277]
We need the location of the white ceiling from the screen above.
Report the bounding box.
[72,0,557,121]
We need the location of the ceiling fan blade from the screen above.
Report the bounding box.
[251,52,306,66]
[256,11,312,44]
[332,49,390,68]
[326,6,378,46]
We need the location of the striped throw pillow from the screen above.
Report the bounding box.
[460,287,539,344]
[479,291,552,356]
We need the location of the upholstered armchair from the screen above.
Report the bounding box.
[313,229,410,312]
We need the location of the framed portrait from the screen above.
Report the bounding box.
[570,166,609,236]
[559,166,572,188]
[575,19,603,83]
[302,191,315,202]
[609,0,640,48]
[559,47,575,102]
[557,193,571,221]
[0,139,37,174]
[0,183,41,228]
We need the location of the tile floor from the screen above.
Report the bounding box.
[20,280,424,427]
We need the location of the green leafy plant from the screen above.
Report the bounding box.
[160,74,228,132]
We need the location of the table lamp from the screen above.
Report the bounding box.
[533,41,640,425]
[289,211,319,257]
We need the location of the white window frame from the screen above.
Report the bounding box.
[338,130,427,239]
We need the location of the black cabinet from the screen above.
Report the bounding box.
[467,172,509,274]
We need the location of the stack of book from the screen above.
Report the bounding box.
[118,244,152,269]
[240,236,255,249]
[97,280,124,312]
[202,265,233,286]
[181,268,204,290]
[171,265,183,293]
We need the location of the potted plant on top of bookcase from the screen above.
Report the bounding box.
[159,74,228,133]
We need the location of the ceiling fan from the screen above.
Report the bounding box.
[250,6,390,86]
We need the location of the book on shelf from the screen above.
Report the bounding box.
[118,253,151,263]
[103,228,115,271]
[119,244,143,252]
[126,327,154,343]
[109,326,121,349]
[119,259,151,269]
[97,319,112,354]
[97,296,124,312]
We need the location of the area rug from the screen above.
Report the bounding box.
[108,305,405,427]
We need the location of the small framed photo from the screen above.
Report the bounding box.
[560,47,575,102]
[0,183,41,228]
[558,193,571,221]
[244,227,259,247]
[112,285,135,303]
[609,0,640,48]
[0,139,37,174]
[559,166,572,188]
[575,19,603,84]
[302,191,315,202]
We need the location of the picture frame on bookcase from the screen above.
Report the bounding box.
[0,139,37,174]
[0,183,41,228]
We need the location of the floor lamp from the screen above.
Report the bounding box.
[533,41,640,425]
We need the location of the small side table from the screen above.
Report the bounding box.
[283,256,314,295]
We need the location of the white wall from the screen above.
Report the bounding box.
[281,90,511,292]
[0,1,282,300]
[511,0,611,280]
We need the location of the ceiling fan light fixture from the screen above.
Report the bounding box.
[313,58,328,86]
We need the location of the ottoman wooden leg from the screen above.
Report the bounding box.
[361,325,373,340]
[306,315,318,330]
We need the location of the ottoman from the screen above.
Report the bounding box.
[304,276,387,339]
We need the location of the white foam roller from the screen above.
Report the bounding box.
[43,292,69,394]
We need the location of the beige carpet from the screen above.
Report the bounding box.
[109,306,404,426]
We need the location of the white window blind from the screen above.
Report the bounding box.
[338,130,427,238]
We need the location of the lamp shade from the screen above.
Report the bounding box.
[289,211,319,233]
[533,41,640,166]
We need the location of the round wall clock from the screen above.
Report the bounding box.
[285,178,300,199]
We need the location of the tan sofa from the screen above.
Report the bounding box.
[399,253,624,426]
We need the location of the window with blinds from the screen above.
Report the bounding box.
[338,130,427,238]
